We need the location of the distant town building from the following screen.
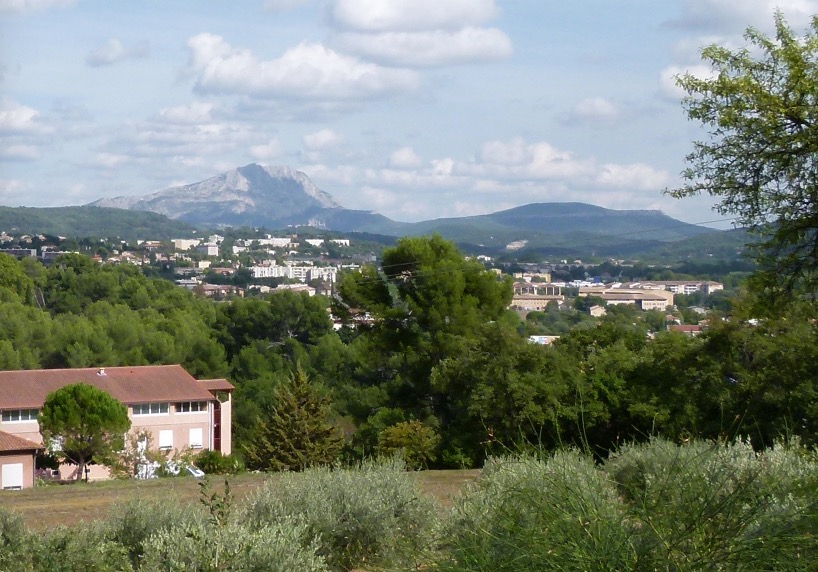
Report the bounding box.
[579,287,674,311]
[0,248,37,258]
[172,238,201,251]
[622,281,724,295]
[196,243,219,257]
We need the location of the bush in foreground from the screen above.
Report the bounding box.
[242,456,440,571]
[440,438,818,571]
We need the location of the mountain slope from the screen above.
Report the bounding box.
[0,206,198,240]
[91,164,340,227]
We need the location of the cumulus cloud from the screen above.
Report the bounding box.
[86,38,149,67]
[188,33,419,100]
[249,139,282,160]
[659,64,715,100]
[596,163,670,191]
[668,0,817,31]
[329,0,499,32]
[159,102,215,124]
[0,0,73,13]
[388,146,422,168]
[0,99,47,133]
[303,128,342,150]
[0,144,39,161]
[568,97,622,123]
[90,152,131,169]
[332,27,512,67]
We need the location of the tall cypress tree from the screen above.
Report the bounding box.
[243,364,343,471]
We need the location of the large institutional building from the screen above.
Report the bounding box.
[0,365,232,489]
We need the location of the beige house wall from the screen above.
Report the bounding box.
[0,452,36,490]
[218,396,232,455]
[0,419,41,444]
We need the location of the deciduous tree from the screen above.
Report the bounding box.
[671,13,818,306]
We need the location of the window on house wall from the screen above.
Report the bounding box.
[158,430,173,450]
[1,409,39,422]
[176,401,208,413]
[189,428,203,449]
[132,403,169,415]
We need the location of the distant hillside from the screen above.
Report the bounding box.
[0,206,199,240]
[90,164,341,228]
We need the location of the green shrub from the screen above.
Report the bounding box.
[241,456,439,571]
[194,449,245,475]
[607,437,818,570]
[32,523,132,572]
[376,420,440,469]
[103,498,203,567]
[140,518,327,572]
[0,508,31,571]
[440,450,634,571]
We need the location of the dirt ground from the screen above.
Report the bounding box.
[0,469,480,530]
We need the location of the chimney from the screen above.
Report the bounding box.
[97,368,106,376]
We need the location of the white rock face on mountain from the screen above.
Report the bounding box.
[90,164,341,226]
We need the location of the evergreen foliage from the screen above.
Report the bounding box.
[38,382,131,480]
[242,365,343,471]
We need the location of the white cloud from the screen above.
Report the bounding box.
[86,38,149,67]
[303,128,342,150]
[0,179,33,204]
[570,97,621,123]
[596,163,670,191]
[90,153,131,168]
[0,0,73,13]
[159,102,215,124]
[0,144,39,160]
[0,99,44,133]
[659,64,715,99]
[333,27,512,67]
[669,0,818,31]
[330,0,499,32]
[389,146,422,168]
[249,139,282,160]
[188,34,419,100]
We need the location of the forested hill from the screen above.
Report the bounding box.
[0,206,199,240]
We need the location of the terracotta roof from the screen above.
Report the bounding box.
[0,430,42,453]
[0,365,217,409]
[199,379,235,392]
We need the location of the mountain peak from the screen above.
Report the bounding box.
[89,164,340,227]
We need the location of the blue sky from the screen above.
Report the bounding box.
[1,0,816,227]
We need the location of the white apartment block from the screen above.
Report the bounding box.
[623,281,724,295]
[251,263,338,283]
[196,243,219,256]
[172,239,201,251]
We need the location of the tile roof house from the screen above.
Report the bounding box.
[0,430,42,490]
[0,365,233,486]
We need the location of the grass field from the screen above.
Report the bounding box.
[0,469,480,530]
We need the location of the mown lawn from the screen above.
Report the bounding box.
[0,469,479,530]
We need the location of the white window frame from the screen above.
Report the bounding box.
[176,401,208,414]
[158,430,174,450]
[189,428,203,449]
[132,403,169,416]
[2,463,24,490]
[1,409,39,423]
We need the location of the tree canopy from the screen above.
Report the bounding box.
[671,13,818,306]
[39,382,131,480]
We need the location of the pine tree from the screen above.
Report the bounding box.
[243,365,343,471]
